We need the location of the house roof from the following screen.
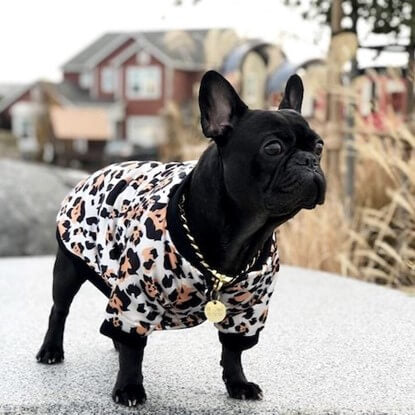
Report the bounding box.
[267,59,327,94]
[56,81,115,106]
[62,33,129,72]
[62,29,225,73]
[0,83,32,114]
[267,61,298,94]
[50,106,111,140]
[0,83,24,99]
[139,30,208,69]
[221,40,280,74]
[0,80,115,117]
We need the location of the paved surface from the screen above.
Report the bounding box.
[0,256,414,415]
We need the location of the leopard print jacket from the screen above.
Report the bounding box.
[56,161,280,346]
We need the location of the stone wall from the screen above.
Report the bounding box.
[0,159,86,256]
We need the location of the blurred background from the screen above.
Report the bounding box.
[0,0,414,291]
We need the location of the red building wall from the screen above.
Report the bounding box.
[120,54,165,117]
[172,70,203,104]
[95,37,136,99]
[63,72,80,84]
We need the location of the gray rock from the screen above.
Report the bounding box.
[0,159,87,256]
[0,258,414,414]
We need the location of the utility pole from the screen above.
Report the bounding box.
[327,0,357,218]
[343,0,358,219]
[406,7,415,119]
[326,0,343,194]
[328,0,342,125]
[331,0,342,33]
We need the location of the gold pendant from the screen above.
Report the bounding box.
[204,300,227,323]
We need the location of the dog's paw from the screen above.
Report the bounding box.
[36,344,64,364]
[225,381,263,400]
[112,384,147,407]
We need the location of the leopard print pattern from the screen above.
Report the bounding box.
[57,161,280,339]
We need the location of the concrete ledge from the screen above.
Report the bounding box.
[0,256,414,414]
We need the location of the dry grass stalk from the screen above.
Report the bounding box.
[281,109,415,288]
[278,192,347,274]
[166,81,415,289]
[350,119,415,287]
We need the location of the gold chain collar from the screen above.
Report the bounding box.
[178,193,261,295]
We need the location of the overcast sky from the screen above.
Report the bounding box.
[0,0,329,84]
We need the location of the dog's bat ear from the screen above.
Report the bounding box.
[198,70,247,141]
[278,74,304,113]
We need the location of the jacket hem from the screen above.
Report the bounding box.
[100,320,148,348]
[218,331,259,352]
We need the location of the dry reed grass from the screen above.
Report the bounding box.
[278,193,347,274]
[343,120,415,287]
[279,113,415,289]
[168,89,415,289]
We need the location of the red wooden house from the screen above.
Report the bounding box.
[0,30,211,167]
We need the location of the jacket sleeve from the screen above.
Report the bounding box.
[214,267,278,337]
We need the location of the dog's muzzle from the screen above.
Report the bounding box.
[313,171,326,206]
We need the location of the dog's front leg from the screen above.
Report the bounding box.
[219,332,263,400]
[112,339,147,407]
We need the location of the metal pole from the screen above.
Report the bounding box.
[326,0,343,192]
[331,0,342,33]
[344,61,357,219]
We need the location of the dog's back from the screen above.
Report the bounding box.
[57,160,194,278]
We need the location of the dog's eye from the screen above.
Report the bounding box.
[264,142,282,156]
[315,143,323,156]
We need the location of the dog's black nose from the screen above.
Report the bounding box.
[295,153,318,170]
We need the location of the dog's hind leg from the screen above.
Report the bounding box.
[36,245,87,364]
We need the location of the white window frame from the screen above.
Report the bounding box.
[126,116,165,148]
[13,116,34,138]
[73,138,88,154]
[80,71,92,89]
[101,66,116,94]
[126,65,161,100]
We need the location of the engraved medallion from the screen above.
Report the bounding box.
[204,300,227,323]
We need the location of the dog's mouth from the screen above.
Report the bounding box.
[302,175,324,208]
[266,171,326,214]
[314,173,326,205]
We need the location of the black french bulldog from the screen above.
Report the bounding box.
[36,70,325,406]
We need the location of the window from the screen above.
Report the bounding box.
[126,66,161,100]
[13,116,33,138]
[80,71,92,89]
[73,139,88,154]
[126,116,166,148]
[101,67,116,94]
[20,119,31,138]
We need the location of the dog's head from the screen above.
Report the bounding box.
[198,70,326,224]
